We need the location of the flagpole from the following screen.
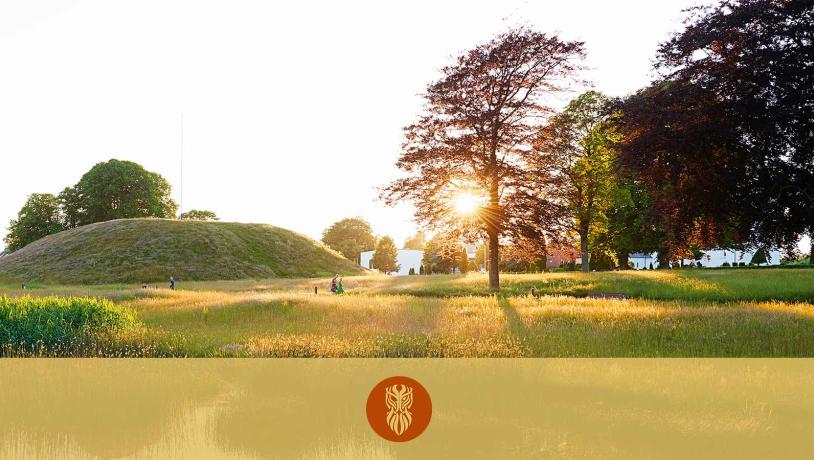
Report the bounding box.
[180,112,184,213]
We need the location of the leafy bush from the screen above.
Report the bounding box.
[0,296,136,353]
[178,209,219,221]
[750,248,768,266]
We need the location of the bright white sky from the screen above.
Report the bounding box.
[7,0,779,251]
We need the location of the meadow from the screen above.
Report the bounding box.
[1,268,813,357]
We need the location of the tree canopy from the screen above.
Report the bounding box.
[371,236,399,274]
[602,174,665,269]
[179,210,219,221]
[403,231,427,250]
[61,159,178,227]
[536,91,617,271]
[422,233,466,274]
[750,247,769,266]
[4,160,179,251]
[617,0,814,259]
[383,27,585,289]
[3,193,65,252]
[321,217,376,264]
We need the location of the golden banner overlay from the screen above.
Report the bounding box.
[2,359,813,459]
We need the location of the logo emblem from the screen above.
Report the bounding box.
[367,376,431,442]
[385,384,413,435]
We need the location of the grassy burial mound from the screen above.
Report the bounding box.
[0,219,363,284]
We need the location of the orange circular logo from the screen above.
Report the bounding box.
[366,376,432,442]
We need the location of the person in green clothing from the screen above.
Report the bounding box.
[335,276,345,294]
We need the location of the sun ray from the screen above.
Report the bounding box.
[452,192,483,216]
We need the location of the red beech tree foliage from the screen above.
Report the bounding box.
[382,28,584,289]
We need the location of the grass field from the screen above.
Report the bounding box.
[1,268,813,357]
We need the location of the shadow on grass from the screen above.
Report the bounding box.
[371,269,814,304]
[498,297,542,355]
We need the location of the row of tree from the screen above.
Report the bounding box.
[381,0,813,289]
[320,217,399,273]
[320,217,475,275]
[4,159,218,251]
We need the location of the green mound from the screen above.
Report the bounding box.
[0,219,363,284]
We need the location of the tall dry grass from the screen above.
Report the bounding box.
[2,269,813,357]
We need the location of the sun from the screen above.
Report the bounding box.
[452,192,482,216]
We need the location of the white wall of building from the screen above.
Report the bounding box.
[690,248,781,267]
[629,248,782,269]
[630,253,659,270]
[360,249,424,276]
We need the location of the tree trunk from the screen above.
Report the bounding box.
[580,231,590,272]
[488,228,500,290]
[541,248,549,273]
[617,251,629,270]
[810,228,814,265]
[657,247,670,269]
[485,177,501,290]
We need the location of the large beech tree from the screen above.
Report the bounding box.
[618,0,814,258]
[383,28,584,289]
[615,79,746,262]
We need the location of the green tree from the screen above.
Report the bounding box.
[403,231,426,250]
[58,185,83,228]
[4,193,65,251]
[321,217,376,264]
[422,234,461,274]
[603,174,665,269]
[179,210,219,221]
[371,236,399,274]
[457,247,470,274]
[750,247,768,266]
[60,159,177,227]
[474,242,488,272]
[538,91,617,272]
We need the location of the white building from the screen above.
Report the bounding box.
[465,244,477,260]
[629,248,781,269]
[360,249,424,276]
[691,248,781,267]
[629,252,659,270]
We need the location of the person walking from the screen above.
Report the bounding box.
[335,276,345,295]
[330,274,338,294]
[169,276,175,290]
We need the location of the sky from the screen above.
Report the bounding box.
[6,0,786,252]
